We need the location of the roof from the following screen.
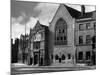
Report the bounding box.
[35,20,48,28]
[64,5,81,19]
[64,4,95,19]
[77,12,93,19]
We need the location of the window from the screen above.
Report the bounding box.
[51,54,53,59]
[79,24,83,30]
[86,23,91,29]
[59,29,61,33]
[62,29,65,33]
[62,54,65,60]
[92,36,96,49]
[94,22,96,29]
[86,35,91,44]
[61,37,63,40]
[57,37,59,41]
[68,54,71,59]
[79,36,83,44]
[78,52,83,60]
[64,36,66,40]
[55,18,67,45]
[55,55,59,60]
[41,33,44,40]
[36,45,38,49]
[86,51,91,60]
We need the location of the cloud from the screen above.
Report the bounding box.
[11,2,96,40]
[11,22,25,40]
[11,12,27,25]
[26,17,38,34]
[11,16,38,40]
[34,3,59,26]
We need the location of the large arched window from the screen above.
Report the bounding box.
[55,18,67,45]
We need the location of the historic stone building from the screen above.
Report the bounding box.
[49,4,78,66]
[27,21,50,66]
[18,4,96,66]
[49,4,96,66]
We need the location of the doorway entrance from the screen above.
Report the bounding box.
[34,54,39,65]
[40,58,43,66]
[30,57,33,65]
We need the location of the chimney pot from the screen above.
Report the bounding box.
[81,5,85,16]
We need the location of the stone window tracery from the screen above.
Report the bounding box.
[55,18,67,45]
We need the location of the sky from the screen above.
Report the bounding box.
[11,0,96,40]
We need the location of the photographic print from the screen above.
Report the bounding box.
[11,0,96,74]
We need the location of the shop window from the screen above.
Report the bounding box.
[62,54,65,60]
[86,51,91,60]
[55,55,59,60]
[78,52,83,60]
[79,36,83,44]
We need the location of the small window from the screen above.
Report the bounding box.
[55,55,59,60]
[86,35,91,44]
[86,51,91,60]
[92,36,96,49]
[79,36,83,44]
[59,29,61,33]
[86,23,91,29]
[64,36,66,40]
[62,29,65,33]
[79,24,83,30]
[57,37,59,41]
[62,54,65,60]
[61,37,63,40]
[78,52,83,60]
[51,54,53,59]
[68,54,71,59]
[36,45,38,49]
[94,22,96,29]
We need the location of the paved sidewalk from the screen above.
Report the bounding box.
[11,63,96,68]
[11,63,96,75]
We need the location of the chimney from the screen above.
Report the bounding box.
[81,5,85,16]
